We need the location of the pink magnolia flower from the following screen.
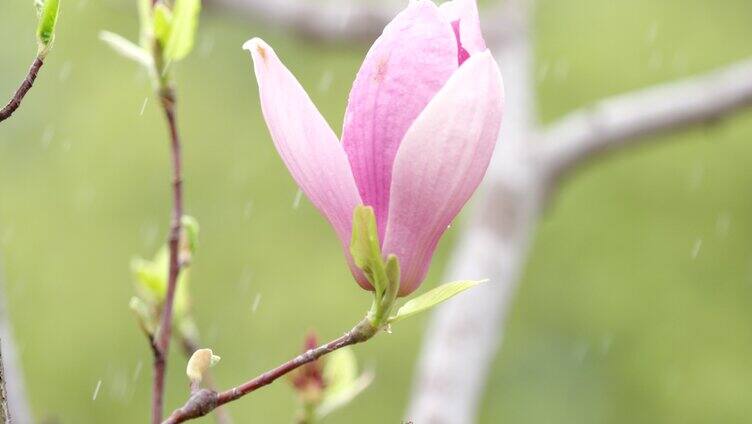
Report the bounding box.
[245,0,504,296]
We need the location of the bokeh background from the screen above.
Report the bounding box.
[1,0,752,422]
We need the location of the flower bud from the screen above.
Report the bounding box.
[186,348,220,384]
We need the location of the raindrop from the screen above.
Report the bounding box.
[691,238,702,259]
[243,200,254,221]
[600,334,614,355]
[554,59,569,81]
[251,293,262,314]
[672,51,689,74]
[41,126,55,148]
[132,361,143,382]
[92,380,102,401]
[688,164,704,192]
[140,221,159,248]
[572,342,589,364]
[292,189,303,209]
[139,97,149,116]
[199,35,215,57]
[716,213,731,237]
[317,70,334,93]
[646,21,658,45]
[536,60,550,83]
[648,51,664,71]
[237,266,253,294]
[59,61,73,82]
[2,227,14,246]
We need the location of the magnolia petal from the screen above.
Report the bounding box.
[440,0,486,64]
[383,51,504,296]
[244,38,370,289]
[341,0,457,241]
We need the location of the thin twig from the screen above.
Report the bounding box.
[161,319,377,424]
[150,82,185,424]
[0,57,44,123]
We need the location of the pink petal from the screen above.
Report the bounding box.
[440,0,487,64]
[383,51,504,296]
[341,0,458,242]
[244,38,370,289]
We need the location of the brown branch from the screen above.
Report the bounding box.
[150,82,185,424]
[161,318,378,424]
[0,57,44,124]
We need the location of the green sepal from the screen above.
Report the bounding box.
[349,206,386,296]
[388,279,488,324]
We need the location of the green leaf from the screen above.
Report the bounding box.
[131,248,169,302]
[349,206,386,295]
[36,0,60,53]
[163,0,200,61]
[388,280,488,324]
[99,31,153,67]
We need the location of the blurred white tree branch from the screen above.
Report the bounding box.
[210,0,517,44]
[0,271,32,424]
[204,0,752,422]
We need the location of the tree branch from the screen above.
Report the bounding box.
[0,270,31,424]
[209,0,517,45]
[161,318,377,424]
[536,57,752,183]
[151,81,185,424]
[0,57,44,123]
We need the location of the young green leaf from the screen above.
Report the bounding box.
[163,0,201,61]
[36,0,60,54]
[388,279,488,324]
[152,3,173,46]
[318,347,373,418]
[99,31,153,67]
[323,347,358,393]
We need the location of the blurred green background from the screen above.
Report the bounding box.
[1,0,751,422]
